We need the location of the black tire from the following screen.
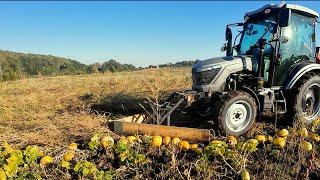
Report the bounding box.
[287,74,320,124]
[214,91,257,136]
[187,106,215,119]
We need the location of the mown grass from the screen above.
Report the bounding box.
[0,67,319,179]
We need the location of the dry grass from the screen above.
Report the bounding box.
[0,67,320,179]
[0,68,191,146]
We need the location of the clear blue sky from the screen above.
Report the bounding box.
[0,1,319,67]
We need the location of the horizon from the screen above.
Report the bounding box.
[1,1,320,67]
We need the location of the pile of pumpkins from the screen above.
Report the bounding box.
[118,135,198,152]
[273,127,319,151]
[40,142,78,166]
[38,125,319,180]
[66,124,320,155]
[97,134,196,152]
[94,127,319,157]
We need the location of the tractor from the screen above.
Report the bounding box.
[149,3,320,137]
[185,3,320,136]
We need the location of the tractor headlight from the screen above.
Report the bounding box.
[196,65,221,73]
[193,64,222,85]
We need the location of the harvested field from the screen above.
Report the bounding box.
[0,67,319,179]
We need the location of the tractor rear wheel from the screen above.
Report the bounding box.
[290,75,320,123]
[214,91,257,136]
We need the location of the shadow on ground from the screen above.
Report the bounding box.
[88,93,146,117]
[80,92,294,136]
[78,91,203,127]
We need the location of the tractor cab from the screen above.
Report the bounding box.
[227,3,319,87]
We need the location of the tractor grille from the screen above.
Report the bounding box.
[192,68,221,85]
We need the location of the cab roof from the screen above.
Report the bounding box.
[245,3,319,18]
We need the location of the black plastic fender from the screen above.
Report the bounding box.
[283,62,320,90]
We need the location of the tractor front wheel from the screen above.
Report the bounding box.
[215,91,257,136]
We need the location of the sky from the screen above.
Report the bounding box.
[0,1,319,67]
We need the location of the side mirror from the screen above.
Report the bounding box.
[279,8,291,27]
[225,26,232,41]
[225,26,233,56]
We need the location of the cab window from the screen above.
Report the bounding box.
[279,12,316,62]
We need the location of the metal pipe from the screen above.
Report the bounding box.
[257,39,266,78]
[159,98,184,125]
[256,39,266,91]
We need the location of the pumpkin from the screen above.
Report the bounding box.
[190,144,199,151]
[209,140,222,146]
[171,137,181,145]
[276,129,289,137]
[119,136,128,145]
[100,136,114,148]
[63,151,75,161]
[40,155,54,166]
[0,168,6,180]
[302,141,312,151]
[310,133,320,142]
[273,137,286,148]
[163,136,171,145]
[298,127,309,137]
[241,169,250,180]
[152,135,163,147]
[227,136,237,148]
[255,135,266,144]
[243,139,259,152]
[179,141,190,151]
[126,136,137,144]
[68,143,77,150]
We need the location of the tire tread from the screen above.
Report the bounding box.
[287,72,320,122]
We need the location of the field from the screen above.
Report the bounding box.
[0,67,319,179]
[0,68,190,145]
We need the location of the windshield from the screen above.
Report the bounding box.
[238,20,276,55]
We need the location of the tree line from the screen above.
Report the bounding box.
[87,60,136,74]
[0,50,195,82]
[158,60,195,68]
[0,50,88,81]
